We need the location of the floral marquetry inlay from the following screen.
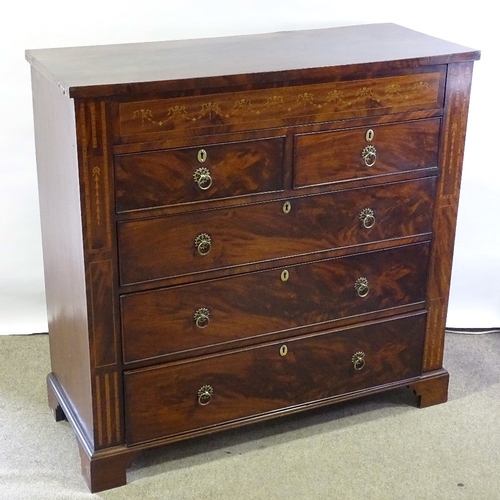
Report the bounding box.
[92,166,101,225]
[119,70,444,137]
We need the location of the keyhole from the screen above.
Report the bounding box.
[279,345,288,357]
[365,129,374,142]
[281,269,289,282]
[197,149,207,163]
[283,201,291,214]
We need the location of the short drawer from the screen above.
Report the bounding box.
[117,177,436,285]
[115,137,285,212]
[121,242,430,363]
[124,313,426,444]
[294,118,440,188]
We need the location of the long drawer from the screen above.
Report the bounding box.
[121,242,430,363]
[294,118,440,187]
[115,136,285,212]
[117,177,436,285]
[124,313,426,444]
[117,70,445,140]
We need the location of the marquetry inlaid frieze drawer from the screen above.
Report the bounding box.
[117,69,446,142]
[27,23,479,491]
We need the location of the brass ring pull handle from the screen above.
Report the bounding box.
[352,351,366,371]
[361,145,377,167]
[193,167,213,190]
[194,307,210,328]
[197,385,213,406]
[354,277,369,298]
[194,233,212,256]
[359,208,375,229]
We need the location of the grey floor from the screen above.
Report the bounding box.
[1,331,499,499]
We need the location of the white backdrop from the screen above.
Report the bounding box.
[1,0,498,334]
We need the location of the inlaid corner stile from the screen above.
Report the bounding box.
[95,371,121,447]
[77,99,124,448]
[423,61,475,372]
[80,101,112,251]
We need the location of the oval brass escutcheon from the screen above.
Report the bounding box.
[279,344,288,357]
[197,148,208,163]
[283,201,292,214]
[365,128,375,142]
[281,269,289,282]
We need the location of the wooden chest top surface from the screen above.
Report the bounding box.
[25,23,479,98]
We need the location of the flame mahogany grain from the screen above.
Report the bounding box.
[27,24,479,492]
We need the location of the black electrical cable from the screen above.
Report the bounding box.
[446,327,500,335]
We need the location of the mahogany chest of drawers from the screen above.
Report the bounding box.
[26,24,480,492]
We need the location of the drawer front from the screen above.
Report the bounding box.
[115,137,285,212]
[121,242,430,363]
[124,313,426,444]
[118,70,445,139]
[117,177,436,285]
[294,118,440,188]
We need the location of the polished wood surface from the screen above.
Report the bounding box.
[115,136,284,212]
[423,61,476,371]
[118,177,436,285]
[124,313,426,445]
[30,68,94,443]
[117,70,445,140]
[27,24,479,492]
[294,118,440,187]
[25,24,478,98]
[121,242,430,363]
